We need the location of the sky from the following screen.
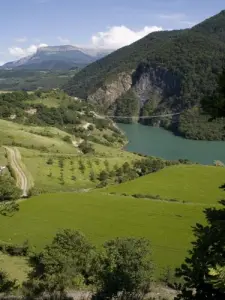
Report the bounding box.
[0,0,225,64]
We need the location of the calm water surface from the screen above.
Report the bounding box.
[117,123,225,165]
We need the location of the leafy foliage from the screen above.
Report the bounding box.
[178,108,225,140]
[201,68,225,118]
[78,141,95,154]
[0,174,21,202]
[94,237,153,300]
[0,270,17,294]
[208,265,225,292]
[112,89,140,123]
[176,187,225,299]
[23,229,154,300]
[23,230,96,299]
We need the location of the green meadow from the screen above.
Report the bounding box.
[0,192,210,277]
[0,163,224,280]
[106,165,225,205]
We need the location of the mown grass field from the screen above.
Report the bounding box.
[0,192,211,277]
[106,165,225,205]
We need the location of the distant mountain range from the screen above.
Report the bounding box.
[1,45,112,70]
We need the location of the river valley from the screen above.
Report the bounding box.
[117,123,225,165]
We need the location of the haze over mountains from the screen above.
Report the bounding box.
[1,45,112,70]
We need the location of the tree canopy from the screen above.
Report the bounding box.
[95,237,153,300]
[201,68,225,118]
[23,230,95,299]
[176,185,225,299]
[0,175,21,202]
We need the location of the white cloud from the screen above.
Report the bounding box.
[8,43,48,58]
[8,47,25,57]
[15,37,27,43]
[57,36,71,44]
[0,61,5,66]
[91,25,163,49]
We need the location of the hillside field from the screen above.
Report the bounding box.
[20,147,137,192]
[0,147,6,166]
[0,192,209,277]
[0,119,78,154]
[106,165,225,205]
[0,164,224,280]
[0,118,138,192]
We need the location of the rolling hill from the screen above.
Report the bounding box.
[64,10,225,140]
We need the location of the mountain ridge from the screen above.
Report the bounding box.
[1,45,112,70]
[63,10,225,141]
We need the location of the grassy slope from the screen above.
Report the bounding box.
[0,119,78,154]
[0,192,209,276]
[20,146,136,192]
[0,119,137,192]
[106,165,225,204]
[0,146,6,166]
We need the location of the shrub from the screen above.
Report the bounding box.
[0,240,30,257]
[78,141,95,154]
[62,135,72,144]
[94,237,153,300]
[46,157,53,165]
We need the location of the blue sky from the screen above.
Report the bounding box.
[0,0,224,64]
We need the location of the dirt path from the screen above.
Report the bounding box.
[4,146,28,197]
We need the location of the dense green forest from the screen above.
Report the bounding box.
[64,10,225,141]
[111,89,140,123]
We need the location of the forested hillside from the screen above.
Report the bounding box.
[64,10,225,141]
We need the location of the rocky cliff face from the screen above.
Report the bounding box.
[133,63,181,108]
[87,72,133,111]
[87,63,181,113]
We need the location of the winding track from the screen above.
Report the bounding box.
[4,146,28,197]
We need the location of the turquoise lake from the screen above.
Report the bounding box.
[117,123,225,165]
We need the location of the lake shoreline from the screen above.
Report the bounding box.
[117,123,225,165]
